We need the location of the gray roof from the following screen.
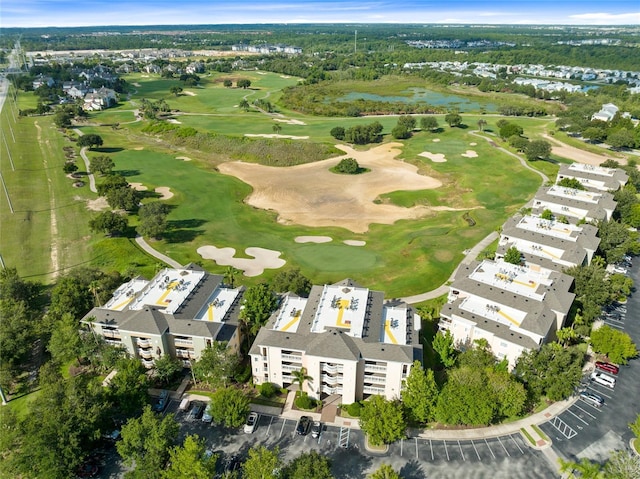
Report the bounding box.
[501,216,600,253]
[532,187,616,221]
[557,164,628,192]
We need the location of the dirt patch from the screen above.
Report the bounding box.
[245,133,310,140]
[542,134,625,166]
[133,147,144,151]
[130,182,148,191]
[167,119,182,124]
[176,156,192,161]
[461,150,478,158]
[274,118,307,125]
[295,236,332,244]
[344,240,366,246]
[419,151,447,163]
[197,245,286,277]
[183,91,197,96]
[87,197,109,211]
[218,143,443,233]
[155,187,174,200]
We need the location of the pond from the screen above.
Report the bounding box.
[337,88,498,112]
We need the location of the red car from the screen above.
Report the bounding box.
[595,361,619,375]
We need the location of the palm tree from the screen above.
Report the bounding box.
[224,266,240,288]
[292,367,313,393]
[272,123,282,134]
[238,99,250,112]
[477,119,488,132]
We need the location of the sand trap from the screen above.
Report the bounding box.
[461,150,478,158]
[132,82,141,87]
[344,240,366,246]
[130,182,148,191]
[86,197,109,211]
[245,134,310,140]
[183,91,197,96]
[133,147,144,151]
[470,142,477,146]
[419,151,447,163]
[295,236,332,244]
[432,139,441,142]
[274,118,307,125]
[141,75,150,77]
[219,142,444,233]
[197,245,286,277]
[256,72,266,75]
[155,187,174,200]
[176,156,192,161]
[167,119,182,124]
[280,75,291,79]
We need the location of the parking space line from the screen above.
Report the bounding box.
[444,440,450,461]
[572,403,597,419]
[497,436,510,457]
[578,398,604,412]
[566,409,590,426]
[414,437,419,459]
[266,415,276,436]
[484,439,496,459]
[399,438,403,456]
[471,440,481,461]
[603,320,624,329]
[586,386,613,399]
[457,440,465,461]
[279,418,287,438]
[549,416,577,439]
[429,439,434,461]
[509,434,525,455]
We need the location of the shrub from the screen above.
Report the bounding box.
[259,382,277,398]
[346,401,363,417]
[175,127,198,138]
[330,126,345,140]
[334,158,359,174]
[295,392,315,410]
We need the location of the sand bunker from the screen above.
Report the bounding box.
[245,134,310,140]
[219,143,443,233]
[130,182,148,191]
[183,91,197,96]
[419,151,447,163]
[176,156,192,161]
[133,147,144,151]
[167,119,182,124]
[274,118,307,125]
[432,139,441,142]
[461,150,478,158]
[155,187,174,200]
[295,236,332,244]
[86,197,109,211]
[132,82,141,87]
[470,142,477,146]
[197,245,286,277]
[344,240,366,246]
[280,75,291,79]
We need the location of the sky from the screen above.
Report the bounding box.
[2,0,639,28]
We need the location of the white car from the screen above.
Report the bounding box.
[243,412,258,434]
[201,407,213,423]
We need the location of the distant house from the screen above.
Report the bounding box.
[591,103,619,122]
[32,75,54,89]
[144,64,161,74]
[185,62,204,74]
[83,87,117,111]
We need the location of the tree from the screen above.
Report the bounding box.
[53,109,73,128]
[435,367,496,426]
[556,327,578,347]
[565,262,614,323]
[333,157,360,174]
[153,355,183,386]
[292,367,313,392]
[503,246,522,265]
[169,86,183,97]
[63,161,78,174]
[77,134,103,149]
[49,274,94,319]
[420,116,438,131]
[162,435,217,479]
[89,211,128,236]
[525,140,552,161]
[509,135,530,152]
[582,127,607,143]
[432,329,456,367]
[237,79,251,89]
[397,115,416,131]
[330,126,345,140]
[107,357,151,416]
[208,387,250,428]
[604,450,640,479]
[557,178,585,190]
[224,266,240,288]
[401,361,438,424]
[137,201,170,239]
[107,186,140,211]
[368,464,401,479]
[117,405,179,479]
[283,451,333,479]
[271,268,312,297]
[47,312,83,364]
[444,112,462,127]
[191,342,240,389]
[97,174,129,196]
[239,283,277,337]
[608,129,635,150]
[223,79,232,88]
[359,395,406,446]
[89,155,115,176]
[499,123,523,139]
[242,446,281,479]
[590,325,637,365]
[540,209,554,220]
[477,119,488,132]
[391,124,411,139]
[272,123,282,134]
[238,99,250,111]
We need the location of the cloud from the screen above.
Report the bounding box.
[569,12,640,22]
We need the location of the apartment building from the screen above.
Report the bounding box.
[249,279,422,404]
[531,185,616,224]
[439,260,575,368]
[81,264,244,368]
[497,215,600,270]
[557,163,628,193]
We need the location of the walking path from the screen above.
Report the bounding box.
[134,235,182,269]
[73,129,98,193]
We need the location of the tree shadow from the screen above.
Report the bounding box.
[94,147,124,153]
[117,169,141,177]
[167,218,207,229]
[400,459,427,479]
[163,229,205,244]
[330,448,372,479]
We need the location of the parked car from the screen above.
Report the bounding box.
[595,361,619,375]
[188,402,205,421]
[590,371,616,389]
[202,406,213,423]
[244,412,258,433]
[311,421,322,438]
[580,391,604,408]
[225,455,242,472]
[153,390,169,412]
[296,416,312,435]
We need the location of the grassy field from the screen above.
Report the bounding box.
[5,72,571,295]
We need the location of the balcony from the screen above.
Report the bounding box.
[141,358,155,369]
[174,338,193,346]
[137,338,151,348]
[321,375,343,386]
[102,330,120,339]
[363,375,386,384]
[175,349,193,359]
[321,385,343,395]
[105,338,122,346]
[138,348,153,359]
[322,364,343,374]
[281,353,302,362]
[281,363,299,372]
[363,385,385,394]
[364,364,386,373]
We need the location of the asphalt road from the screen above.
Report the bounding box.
[539,258,640,464]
